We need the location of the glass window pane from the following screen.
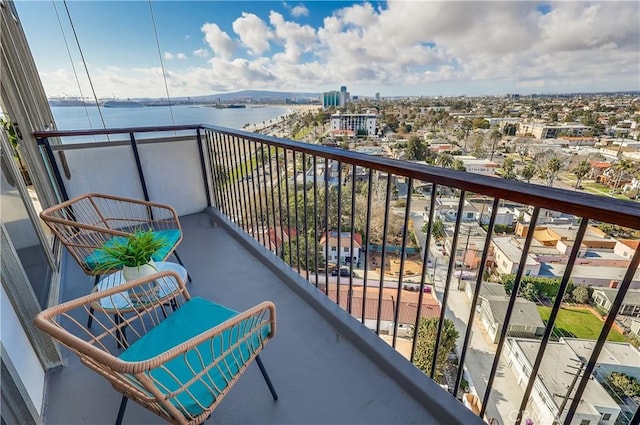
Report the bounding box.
[1,151,52,309]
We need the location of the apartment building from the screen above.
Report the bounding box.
[506,338,621,425]
[518,122,593,139]
[330,112,378,136]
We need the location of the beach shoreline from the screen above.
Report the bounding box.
[244,104,322,135]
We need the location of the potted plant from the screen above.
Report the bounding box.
[97,229,168,302]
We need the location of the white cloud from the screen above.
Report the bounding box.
[40,1,640,97]
[232,12,272,55]
[291,5,308,18]
[269,11,316,64]
[193,48,209,58]
[201,22,236,59]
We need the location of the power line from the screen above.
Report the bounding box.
[148,0,175,127]
[52,0,94,137]
[62,0,108,137]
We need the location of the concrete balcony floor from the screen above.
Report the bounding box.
[42,211,481,425]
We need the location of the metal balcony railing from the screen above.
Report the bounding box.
[35,125,640,425]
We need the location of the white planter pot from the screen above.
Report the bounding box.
[123,261,158,303]
[122,261,157,282]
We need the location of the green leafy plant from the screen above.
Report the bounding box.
[96,229,167,272]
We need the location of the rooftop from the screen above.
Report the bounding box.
[510,338,619,414]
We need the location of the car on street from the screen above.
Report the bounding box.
[332,267,355,277]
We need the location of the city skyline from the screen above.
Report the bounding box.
[15,1,640,99]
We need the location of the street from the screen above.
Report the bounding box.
[410,197,524,424]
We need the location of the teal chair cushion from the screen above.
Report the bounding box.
[119,297,271,417]
[84,229,180,271]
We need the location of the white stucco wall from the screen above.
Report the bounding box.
[55,138,207,216]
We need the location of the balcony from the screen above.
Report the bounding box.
[30,125,640,425]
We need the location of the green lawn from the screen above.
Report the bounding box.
[537,306,627,342]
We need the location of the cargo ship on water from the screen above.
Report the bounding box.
[102,99,145,108]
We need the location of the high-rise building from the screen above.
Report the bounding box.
[340,86,349,107]
[323,91,341,108]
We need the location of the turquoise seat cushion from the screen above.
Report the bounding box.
[119,297,271,417]
[84,229,180,271]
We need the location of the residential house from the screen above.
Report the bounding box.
[457,156,500,176]
[613,239,640,259]
[252,226,297,255]
[478,206,517,227]
[592,287,640,317]
[437,198,480,223]
[588,160,611,180]
[540,264,640,289]
[464,281,507,303]
[506,338,620,425]
[328,288,441,338]
[630,318,640,338]
[491,237,541,276]
[562,338,640,381]
[479,296,545,343]
[320,231,363,265]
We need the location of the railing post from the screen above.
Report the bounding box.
[129,132,150,203]
[37,137,69,202]
[196,128,212,208]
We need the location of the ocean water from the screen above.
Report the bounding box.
[51,104,291,132]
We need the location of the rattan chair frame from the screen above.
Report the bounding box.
[39,193,183,275]
[34,270,277,425]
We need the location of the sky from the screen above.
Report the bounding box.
[13,1,640,99]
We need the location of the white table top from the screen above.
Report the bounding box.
[95,262,188,310]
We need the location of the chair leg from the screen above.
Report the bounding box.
[255,355,278,401]
[115,396,128,425]
[87,274,101,328]
[173,250,192,282]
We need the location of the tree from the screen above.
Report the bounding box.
[436,152,454,169]
[471,133,486,158]
[283,233,325,272]
[488,129,502,161]
[423,216,446,240]
[571,286,590,304]
[412,317,459,382]
[571,160,591,189]
[612,159,636,191]
[520,163,536,183]
[405,136,427,160]
[607,372,640,398]
[452,159,466,171]
[499,157,517,180]
[538,156,563,187]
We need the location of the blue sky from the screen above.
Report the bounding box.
[14,1,640,99]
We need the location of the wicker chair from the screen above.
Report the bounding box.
[34,270,278,425]
[39,193,188,278]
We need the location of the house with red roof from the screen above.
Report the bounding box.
[320,231,363,265]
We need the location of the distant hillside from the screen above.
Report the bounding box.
[176,90,321,103]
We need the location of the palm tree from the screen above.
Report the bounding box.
[500,157,517,180]
[452,159,466,171]
[489,129,502,161]
[571,160,591,190]
[520,163,536,183]
[539,156,563,187]
[612,159,636,191]
[436,152,454,169]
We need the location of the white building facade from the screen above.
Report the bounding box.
[330,113,378,136]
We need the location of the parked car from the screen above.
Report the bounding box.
[332,267,355,277]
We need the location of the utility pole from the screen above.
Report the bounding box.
[553,358,587,424]
[457,227,472,290]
